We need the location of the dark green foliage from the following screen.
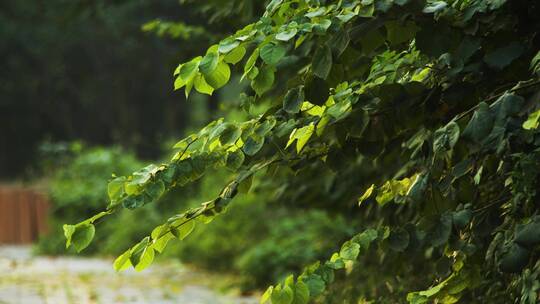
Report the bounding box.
[65,0,540,303]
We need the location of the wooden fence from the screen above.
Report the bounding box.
[0,186,49,244]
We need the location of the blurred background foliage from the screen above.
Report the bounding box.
[0,0,263,178]
[0,0,354,291]
[35,141,352,290]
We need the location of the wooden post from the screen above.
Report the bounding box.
[0,185,50,244]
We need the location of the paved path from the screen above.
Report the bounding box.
[0,246,257,304]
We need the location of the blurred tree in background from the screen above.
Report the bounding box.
[0,0,264,178]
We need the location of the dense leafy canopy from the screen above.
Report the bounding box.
[66,0,540,302]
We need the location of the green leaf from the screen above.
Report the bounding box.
[173,63,182,76]
[418,280,446,298]
[313,19,332,34]
[407,292,429,304]
[433,121,460,154]
[456,37,481,62]
[339,241,360,260]
[218,37,240,53]
[515,221,540,247]
[113,250,132,272]
[283,86,304,114]
[286,124,315,153]
[353,229,379,251]
[184,78,194,98]
[260,286,273,304]
[107,176,126,204]
[125,164,158,195]
[194,74,214,95]
[292,281,310,304]
[224,46,246,64]
[451,159,473,179]
[226,149,245,170]
[358,184,375,205]
[452,209,472,229]
[151,225,174,253]
[375,178,412,205]
[305,7,325,18]
[358,2,375,16]
[302,274,325,297]
[314,266,334,285]
[271,284,294,304]
[484,42,525,70]
[199,51,219,76]
[499,243,530,273]
[173,134,197,149]
[174,75,186,90]
[134,245,155,271]
[522,109,540,130]
[243,135,265,156]
[243,48,260,79]
[247,66,260,80]
[171,220,195,240]
[462,102,494,143]
[304,76,329,105]
[251,65,275,96]
[260,43,286,65]
[145,180,165,202]
[254,118,276,137]
[422,1,447,13]
[151,224,169,241]
[531,51,540,73]
[326,253,345,270]
[329,29,350,56]
[491,93,524,122]
[276,29,298,42]
[375,184,394,206]
[204,61,230,89]
[207,121,228,142]
[312,45,332,80]
[65,223,95,253]
[327,100,352,121]
[122,194,145,209]
[474,166,483,185]
[220,124,242,146]
[179,57,201,82]
[407,174,428,203]
[129,237,150,266]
